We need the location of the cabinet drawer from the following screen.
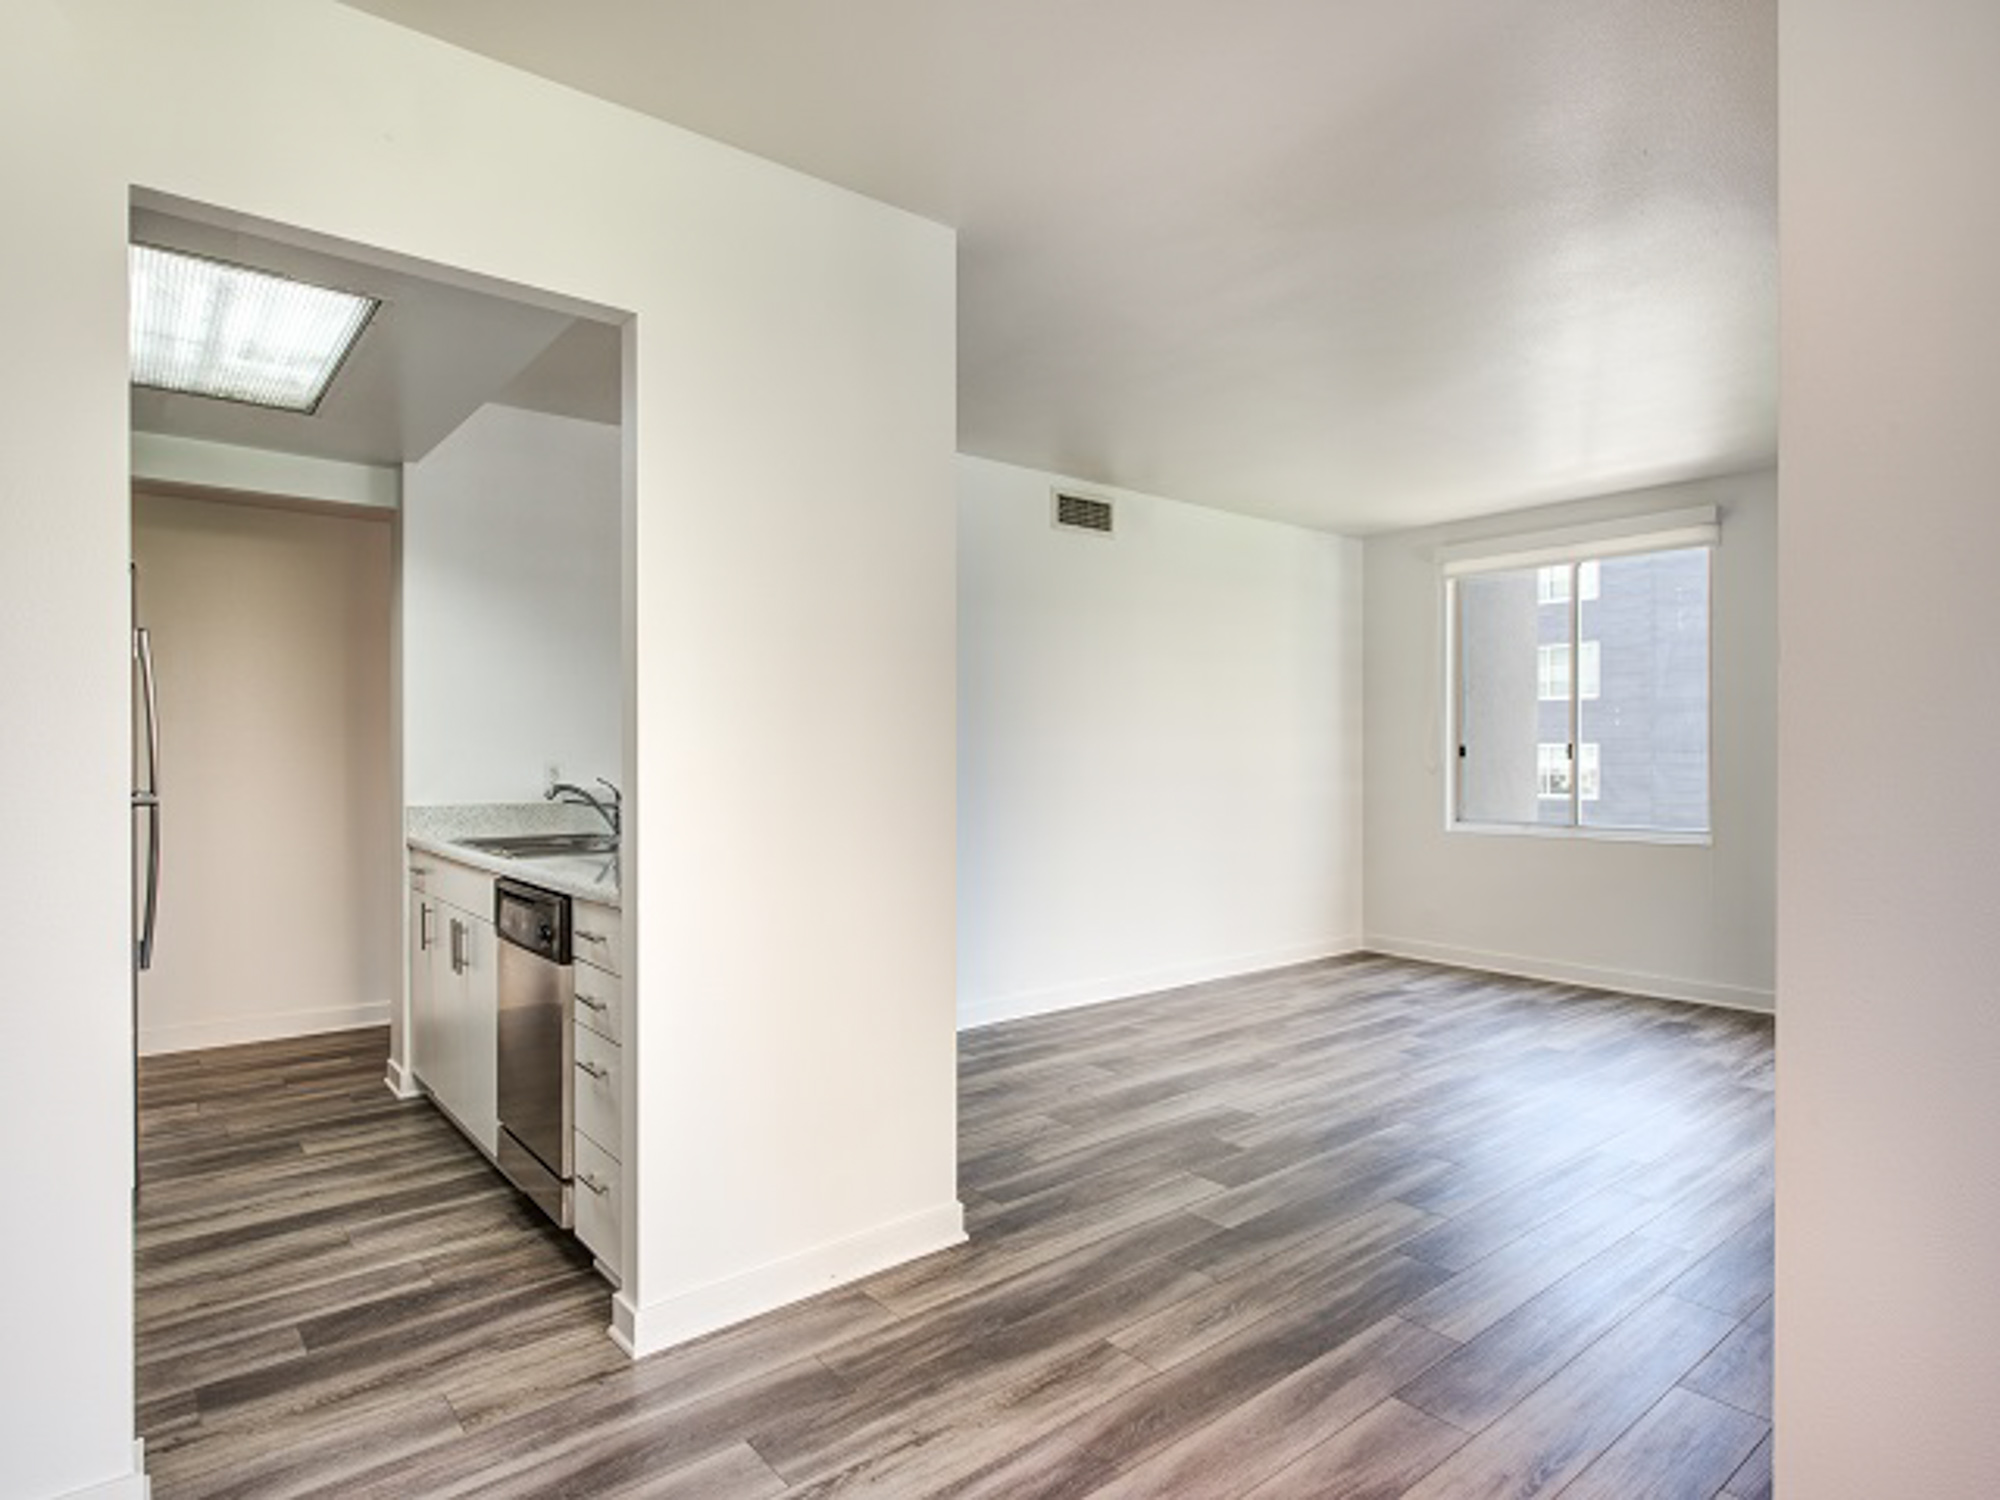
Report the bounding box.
[409,849,492,920]
[573,1130,621,1277]
[571,963,623,1045]
[573,1021,621,1158]
[572,900,622,976]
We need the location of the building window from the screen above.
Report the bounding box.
[1538,640,1601,702]
[1537,644,1568,701]
[1536,742,1603,802]
[1536,742,1571,798]
[1453,546,1709,835]
[1536,560,1601,605]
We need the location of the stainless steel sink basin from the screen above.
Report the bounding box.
[456,832,619,859]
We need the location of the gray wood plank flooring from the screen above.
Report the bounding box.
[137,954,1774,1497]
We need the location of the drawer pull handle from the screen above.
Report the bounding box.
[576,993,608,1012]
[578,1060,610,1081]
[577,929,608,944]
[579,1172,611,1196]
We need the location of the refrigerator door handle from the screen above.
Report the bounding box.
[136,799,160,971]
[134,626,161,972]
[136,626,159,794]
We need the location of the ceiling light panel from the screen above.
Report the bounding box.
[129,244,379,413]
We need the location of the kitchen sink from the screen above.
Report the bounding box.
[456,832,619,859]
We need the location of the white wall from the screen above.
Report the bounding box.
[957,455,1363,1028]
[0,14,135,1493]
[1778,2,2000,1491]
[132,491,396,1054]
[402,402,621,804]
[0,3,957,1493]
[1363,471,1777,1010]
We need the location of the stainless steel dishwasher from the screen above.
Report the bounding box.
[495,878,575,1228]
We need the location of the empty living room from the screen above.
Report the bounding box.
[6,3,1999,1499]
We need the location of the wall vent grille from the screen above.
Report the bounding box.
[1053,490,1115,536]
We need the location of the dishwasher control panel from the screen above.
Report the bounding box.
[495,878,571,965]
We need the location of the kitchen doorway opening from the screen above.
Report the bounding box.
[127,189,635,1478]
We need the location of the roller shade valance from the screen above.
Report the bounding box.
[1438,505,1719,579]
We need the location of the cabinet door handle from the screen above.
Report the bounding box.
[578,1172,611,1197]
[450,919,466,974]
[576,992,608,1013]
[577,1059,609,1081]
[419,904,434,951]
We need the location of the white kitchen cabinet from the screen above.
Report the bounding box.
[572,893,623,1280]
[408,850,500,1158]
[441,909,499,1157]
[573,1020,621,1152]
[572,1129,622,1274]
[570,900,622,978]
[408,888,442,1092]
[571,962,621,1046]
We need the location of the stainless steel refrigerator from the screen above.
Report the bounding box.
[132,565,161,1188]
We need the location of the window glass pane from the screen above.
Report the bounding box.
[1537,565,1569,605]
[1458,568,1571,826]
[1577,548,1710,831]
[1579,639,1600,700]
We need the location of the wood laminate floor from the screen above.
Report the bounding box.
[137,955,1775,1498]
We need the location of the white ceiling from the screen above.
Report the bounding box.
[339,0,1775,534]
[131,203,620,466]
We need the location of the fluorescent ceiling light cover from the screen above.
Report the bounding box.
[129,244,378,413]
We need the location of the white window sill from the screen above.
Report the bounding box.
[1447,820,1713,848]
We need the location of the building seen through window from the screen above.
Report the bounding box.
[1457,547,1708,833]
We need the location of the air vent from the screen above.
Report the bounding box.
[1052,490,1115,537]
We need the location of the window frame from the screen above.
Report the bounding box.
[1444,533,1715,845]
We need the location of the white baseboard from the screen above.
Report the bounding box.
[1363,934,1775,1014]
[57,1441,150,1498]
[139,1000,392,1056]
[382,1055,423,1101]
[609,1198,966,1360]
[958,937,1364,1032]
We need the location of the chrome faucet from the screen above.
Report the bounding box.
[547,777,621,839]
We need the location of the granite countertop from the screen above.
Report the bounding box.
[407,803,621,907]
